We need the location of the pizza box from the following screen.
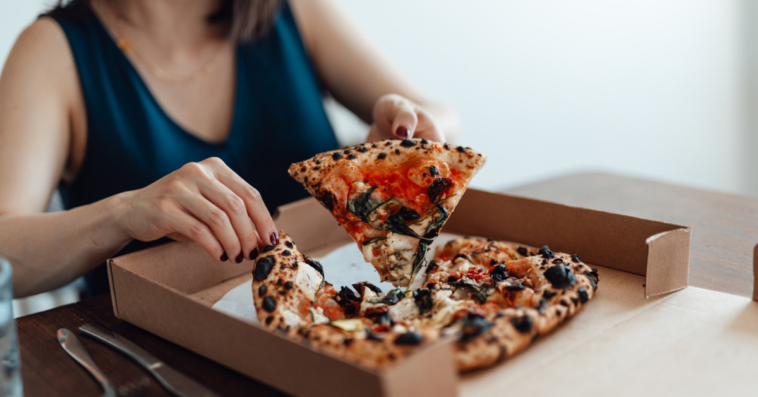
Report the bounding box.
[107,188,758,396]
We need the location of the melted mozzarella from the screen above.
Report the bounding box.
[387,233,420,252]
[281,309,305,328]
[295,261,323,301]
[389,297,420,322]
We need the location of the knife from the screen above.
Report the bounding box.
[57,328,118,397]
[79,323,219,397]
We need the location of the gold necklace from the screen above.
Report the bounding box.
[115,18,226,85]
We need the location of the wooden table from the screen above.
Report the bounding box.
[17,172,758,397]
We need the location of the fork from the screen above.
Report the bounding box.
[57,328,150,397]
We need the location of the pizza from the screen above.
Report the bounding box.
[252,231,599,371]
[288,138,486,287]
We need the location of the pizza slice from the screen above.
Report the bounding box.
[288,138,486,287]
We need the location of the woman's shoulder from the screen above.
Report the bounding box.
[6,18,76,86]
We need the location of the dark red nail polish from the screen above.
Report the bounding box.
[250,247,259,260]
[235,253,243,263]
[396,126,409,139]
[270,232,279,245]
[220,253,228,262]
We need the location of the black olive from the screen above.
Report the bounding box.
[459,313,493,342]
[538,245,554,259]
[262,296,277,312]
[429,165,439,176]
[394,332,424,345]
[428,178,453,203]
[544,264,577,289]
[412,289,433,314]
[490,264,508,285]
[253,257,275,281]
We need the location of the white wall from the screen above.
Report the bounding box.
[333,0,754,196]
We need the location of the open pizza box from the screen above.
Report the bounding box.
[107,188,758,396]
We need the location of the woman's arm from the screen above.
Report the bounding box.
[289,0,460,143]
[0,20,278,297]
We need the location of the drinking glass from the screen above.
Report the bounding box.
[0,259,21,397]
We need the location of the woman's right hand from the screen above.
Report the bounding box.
[113,157,277,263]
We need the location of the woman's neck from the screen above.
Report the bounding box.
[108,0,224,49]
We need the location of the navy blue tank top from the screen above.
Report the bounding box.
[52,4,339,296]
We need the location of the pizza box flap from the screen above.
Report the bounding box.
[445,189,691,297]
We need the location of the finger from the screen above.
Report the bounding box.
[204,158,279,247]
[196,178,259,262]
[163,207,226,262]
[389,100,419,139]
[178,194,241,262]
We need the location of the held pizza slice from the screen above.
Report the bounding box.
[288,138,486,287]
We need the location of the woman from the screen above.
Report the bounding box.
[0,0,458,298]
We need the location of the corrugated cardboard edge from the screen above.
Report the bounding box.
[645,228,691,298]
[753,243,758,301]
[107,258,119,318]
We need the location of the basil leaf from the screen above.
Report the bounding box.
[451,280,491,304]
[368,289,406,305]
[303,256,325,278]
[412,288,433,314]
[346,186,378,221]
[408,241,429,287]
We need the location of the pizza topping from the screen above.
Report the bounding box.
[400,139,417,147]
[427,178,453,203]
[544,264,577,289]
[294,262,323,301]
[517,246,528,256]
[389,297,420,321]
[329,319,364,332]
[262,296,277,312]
[303,256,325,278]
[368,288,406,306]
[253,256,275,281]
[309,307,331,325]
[584,269,599,290]
[364,305,390,317]
[413,289,433,314]
[332,152,343,160]
[510,314,533,333]
[459,313,493,342]
[394,331,424,345]
[571,254,582,263]
[429,165,439,176]
[538,245,554,259]
[352,282,382,298]
[489,264,508,285]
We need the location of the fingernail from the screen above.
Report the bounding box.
[250,247,259,260]
[396,126,409,139]
[220,253,228,262]
[270,231,279,245]
[235,253,243,263]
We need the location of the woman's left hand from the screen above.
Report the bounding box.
[366,94,445,143]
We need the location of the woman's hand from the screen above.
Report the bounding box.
[366,94,446,143]
[114,157,277,263]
